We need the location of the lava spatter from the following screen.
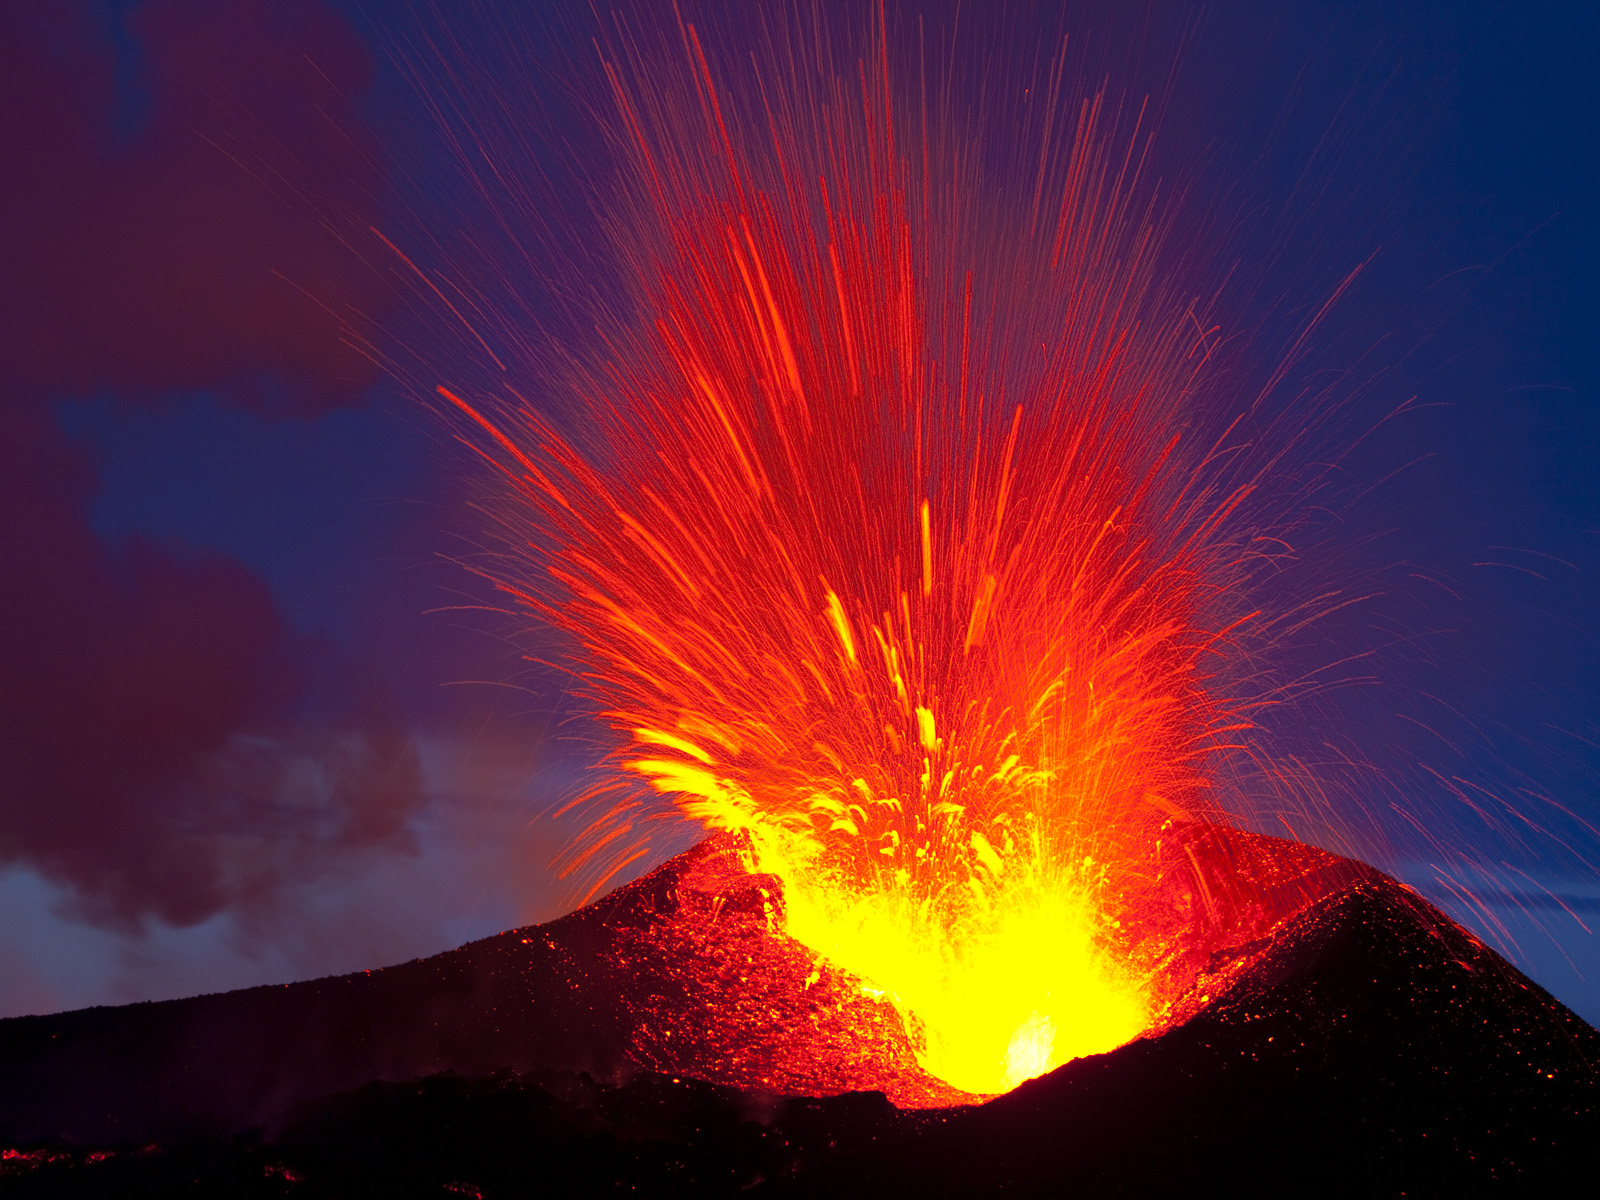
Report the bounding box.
[445,14,1285,1096]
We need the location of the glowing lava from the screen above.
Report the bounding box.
[777,864,1149,1092]
[445,19,1265,1096]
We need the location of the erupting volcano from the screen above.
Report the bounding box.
[2,5,1594,1195]
[443,19,1298,1098]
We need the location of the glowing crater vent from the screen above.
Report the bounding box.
[778,865,1149,1093]
[624,699,1159,1094]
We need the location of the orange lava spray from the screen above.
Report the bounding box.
[443,15,1266,1095]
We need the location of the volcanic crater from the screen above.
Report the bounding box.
[1,824,1594,1195]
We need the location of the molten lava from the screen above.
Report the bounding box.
[446,21,1275,1097]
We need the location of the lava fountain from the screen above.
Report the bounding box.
[441,17,1289,1097]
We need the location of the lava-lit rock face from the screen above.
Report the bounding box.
[583,836,970,1107]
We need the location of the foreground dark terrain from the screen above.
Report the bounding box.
[1,830,1595,1196]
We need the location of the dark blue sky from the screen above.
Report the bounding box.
[2,1,1596,1025]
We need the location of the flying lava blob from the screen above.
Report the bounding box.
[440,17,1284,1097]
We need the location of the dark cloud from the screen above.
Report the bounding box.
[0,0,420,931]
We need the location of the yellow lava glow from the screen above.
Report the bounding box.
[625,693,1163,1094]
[775,861,1149,1094]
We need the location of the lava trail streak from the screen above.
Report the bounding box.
[444,14,1272,1096]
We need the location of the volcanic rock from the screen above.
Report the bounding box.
[0,828,1594,1196]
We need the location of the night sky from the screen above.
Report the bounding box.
[3,0,1597,1030]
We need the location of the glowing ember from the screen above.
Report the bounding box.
[444,19,1270,1096]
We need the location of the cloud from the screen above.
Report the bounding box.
[0,0,421,932]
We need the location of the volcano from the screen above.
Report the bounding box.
[0,824,1594,1195]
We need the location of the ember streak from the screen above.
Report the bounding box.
[441,15,1344,1096]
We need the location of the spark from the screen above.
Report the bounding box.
[440,14,1283,1095]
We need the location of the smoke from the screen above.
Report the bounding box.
[0,0,422,932]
